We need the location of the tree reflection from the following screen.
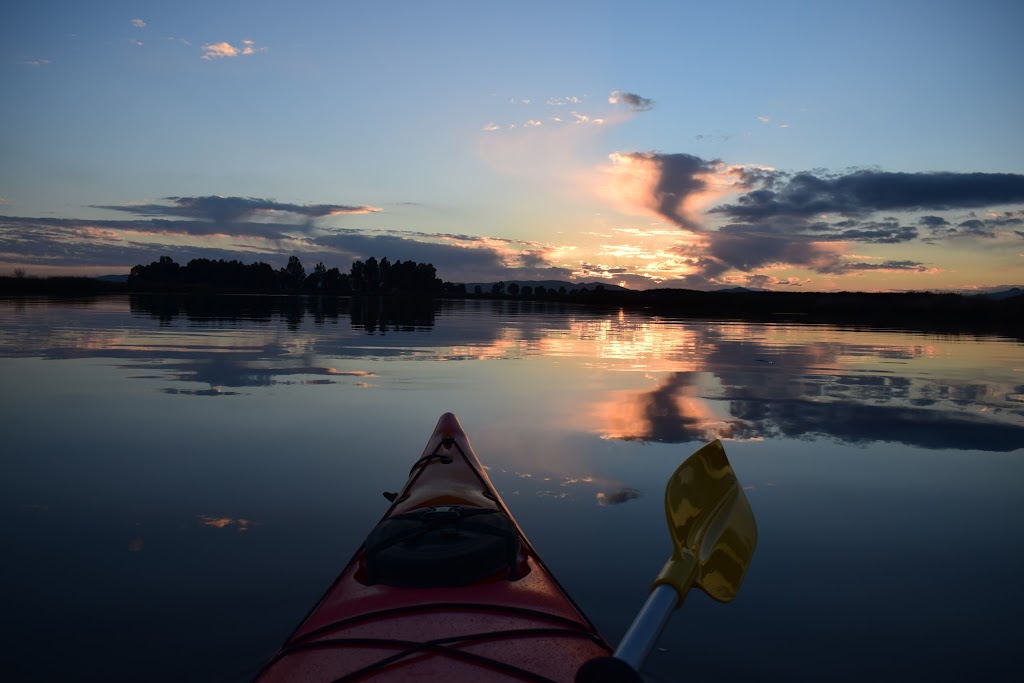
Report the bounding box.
[129,294,438,333]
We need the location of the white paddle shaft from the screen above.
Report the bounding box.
[613,584,679,669]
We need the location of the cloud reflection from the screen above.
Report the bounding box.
[2,298,1020,452]
[596,488,642,506]
[586,323,1024,451]
[198,515,252,531]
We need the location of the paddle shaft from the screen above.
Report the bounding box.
[613,583,679,669]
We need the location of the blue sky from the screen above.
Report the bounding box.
[2,0,1023,290]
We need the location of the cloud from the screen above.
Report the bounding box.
[712,169,1024,220]
[202,42,241,59]
[600,151,1024,285]
[985,211,1024,228]
[131,19,146,29]
[920,210,1023,240]
[706,224,842,275]
[919,215,949,228]
[807,218,919,244]
[604,152,725,231]
[819,259,934,275]
[93,196,379,225]
[201,40,264,60]
[570,112,604,125]
[609,91,654,111]
[314,230,575,284]
[954,219,996,239]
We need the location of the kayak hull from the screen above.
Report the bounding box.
[255,413,611,682]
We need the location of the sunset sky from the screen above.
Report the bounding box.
[2,1,1023,291]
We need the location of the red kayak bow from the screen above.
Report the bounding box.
[255,412,612,682]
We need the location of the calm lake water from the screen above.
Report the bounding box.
[2,295,1022,682]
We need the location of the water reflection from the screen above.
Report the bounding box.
[1,296,1021,452]
[129,293,439,333]
[197,515,253,531]
[596,488,642,506]
[2,295,1023,682]
[586,322,1024,451]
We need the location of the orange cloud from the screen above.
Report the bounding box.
[202,40,264,60]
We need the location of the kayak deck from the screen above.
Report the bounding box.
[255,413,611,682]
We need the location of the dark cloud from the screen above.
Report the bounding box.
[314,230,504,278]
[922,215,1008,240]
[1,214,302,241]
[707,224,840,274]
[712,170,1024,220]
[519,250,550,269]
[955,219,996,238]
[93,196,378,225]
[986,211,1024,227]
[807,218,919,243]
[0,216,293,268]
[919,215,950,228]
[674,221,925,284]
[0,209,576,283]
[609,91,654,111]
[820,260,931,274]
[577,263,629,276]
[618,152,718,230]
[311,230,575,283]
[620,154,1024,284]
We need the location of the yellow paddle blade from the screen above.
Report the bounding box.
[655,440,758,603]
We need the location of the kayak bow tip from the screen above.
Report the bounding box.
[435,411,464,438]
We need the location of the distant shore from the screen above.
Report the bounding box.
[2,275,1022,339]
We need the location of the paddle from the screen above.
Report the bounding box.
[577,439,757,681]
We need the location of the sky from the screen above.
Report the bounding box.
[2,0,1023,291]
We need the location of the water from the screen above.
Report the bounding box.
[2,295,1022,682]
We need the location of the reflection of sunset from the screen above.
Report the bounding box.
[568,317,702,368]
[589,384,742,442]
[572,322,1024,445]
[198,515,252,531]
[4,299,1021,452]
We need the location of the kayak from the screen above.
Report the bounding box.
[254,412,613,682]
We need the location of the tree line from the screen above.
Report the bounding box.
[128,255,457,295]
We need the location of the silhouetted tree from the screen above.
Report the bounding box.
[129,255,181,286]
[325,266,346,292]
[280,255,306,291]
[308,261,327,290]
[365,257,380,293]
[350,259,366,293]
